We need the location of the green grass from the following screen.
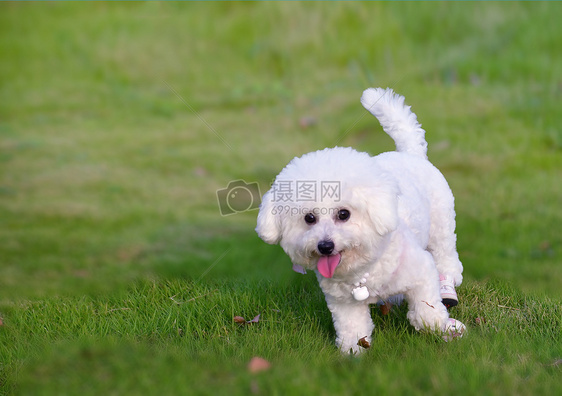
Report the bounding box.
[1,2,561,394]
[2,279,561,395]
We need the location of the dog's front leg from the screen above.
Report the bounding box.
[325,299,373,354]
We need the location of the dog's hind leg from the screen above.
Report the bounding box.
[427,189,463,308]
[428,229,463,285]
[427,188,463,286]
[400,248,451,331]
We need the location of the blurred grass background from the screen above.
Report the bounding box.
[1,1,561,394]
[2,1,561,299]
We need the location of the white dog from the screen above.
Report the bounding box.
[256,88,465,354]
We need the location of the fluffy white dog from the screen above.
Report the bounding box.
[256,88,465,354]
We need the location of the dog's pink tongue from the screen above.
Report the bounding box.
[317,254,341,278]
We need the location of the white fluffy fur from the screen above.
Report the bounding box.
[256,88,463,354]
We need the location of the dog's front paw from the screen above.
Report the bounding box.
[338,336,371,355]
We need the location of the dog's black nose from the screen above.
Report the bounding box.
[317,240,335,255]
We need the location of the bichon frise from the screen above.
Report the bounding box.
[256,88,465,354]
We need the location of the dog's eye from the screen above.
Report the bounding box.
[304,213,316,225]
[337,209,350,221]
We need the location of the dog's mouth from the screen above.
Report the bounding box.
[317,252,342,278]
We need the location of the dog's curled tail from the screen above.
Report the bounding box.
[361,87,428,160]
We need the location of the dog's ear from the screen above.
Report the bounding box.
[352,177,400,236]
[255,190,282,244]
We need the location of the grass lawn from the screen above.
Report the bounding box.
[1,2,561,395]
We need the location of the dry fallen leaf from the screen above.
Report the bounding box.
[380,302,392,315]
[248,314,260,323]
[539,241,551,251]
[248,356,271,373]
[299,116,317,129]
[193,166,208,177]
[475,317,486,325]
[357,336,371,349]
[234,314,260,325]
